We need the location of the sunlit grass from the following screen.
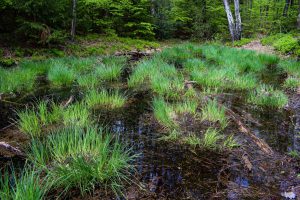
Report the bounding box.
[201,99,227,128]
[0,167,48,200]
[279,59,300,77]
[63,103,90,127]
[183,58,206,72]
[248,84,288,108]
[283,76,300,90]
[85,89,127,109]
[153,97,177,129]
[0,67,38,93]
[47,63,75,87]
[173,100,198,115]
[183,134,201,147]
[201,128,222,149]
[223,135,239,149]
[28,126,134,195]
[77,73,99,88]
[18,108,42,138]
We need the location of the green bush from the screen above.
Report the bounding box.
[232,38,252,47]
[273,35,298,53]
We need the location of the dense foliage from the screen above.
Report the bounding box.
[0,0,299,44]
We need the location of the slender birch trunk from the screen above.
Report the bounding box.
[223,0,236,41]
[234,0,242,40]
[71,0,77,41]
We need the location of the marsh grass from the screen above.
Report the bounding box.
[159,129,180,141]
[201,99,227,128]
[151,73,185,99]
[183,58,205,72]
[85,89,127,109]
[47,63,75,87]
[63,103,90,127]
[279,60,300,77]
[223,135,239,149]
[248,84,288,108]
[17,101,63,138]
[283,76,300,90]
[0,67,38,93]
[153,97,177,129]
[95,63,123,81]
[173,100,198,115]
[28,126,134,195]
[158,45,194,65]
[183,134,201,147]
[0,167,48,200]
[17,101,90,138]
[18,109,42,138]
[202,128,222,149]
[77,73,99,88]
[191,67,257,90]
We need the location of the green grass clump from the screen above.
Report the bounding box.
[258,54,279,66]
[153,97,177,129]
[0,168,48,200]
[202,128,222,149]
[183,58,205,72]
[248,84,288,108]
[279,60,300,77]
[17,109,42,138]
[158,45,194,65]
[95,63,124,81]
[223,135,239,149]
[0,67,38,94]
[201,99,227,128]
[183,134,201,147]
[77,73,99,88]
[17,101,64,138]
[85,89,127,109]
[151,73,185,99]
[174,100,198,115]
[47,64,75,87]
[29,126,134,195]
[283,76,300,90]
[63,103,90,127]
[232,38,252,47]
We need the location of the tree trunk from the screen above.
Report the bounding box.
[71,0,77,41]
[283,0,291,16]
[234,0,242,40]
[297,13,300,30]
[223,0,236,41]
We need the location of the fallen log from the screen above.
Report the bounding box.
[0,142,24,157]
[226,108,274,155]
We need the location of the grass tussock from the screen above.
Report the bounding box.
[47,63,75,87]
[153,97,177,129]
[85,89,127,109]
[201,99,227,128]
[247,84,288,108]
[0,168,48,200]
[283,76,300,90]
[28,126,134,195]
[17,101,90,138]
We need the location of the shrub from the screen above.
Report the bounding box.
[273,35,298,53]
[232,38,252,47]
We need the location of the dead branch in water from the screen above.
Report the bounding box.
[226,108,274,155]
[0,142,24,157]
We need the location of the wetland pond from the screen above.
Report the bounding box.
[0,43,300,199]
